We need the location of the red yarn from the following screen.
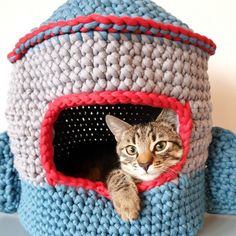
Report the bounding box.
[8,14,216,63]
[40,91,192,199]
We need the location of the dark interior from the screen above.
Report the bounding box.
[53,104,162,181]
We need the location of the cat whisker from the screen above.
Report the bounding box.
[104,110,182,220]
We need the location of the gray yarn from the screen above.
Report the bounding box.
[6,32,212,184]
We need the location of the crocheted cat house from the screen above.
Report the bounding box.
[1,0,235,235]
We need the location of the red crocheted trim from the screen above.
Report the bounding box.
[8,14,216,63]
[40,91,192,199]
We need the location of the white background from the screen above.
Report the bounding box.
[0,0,235,133]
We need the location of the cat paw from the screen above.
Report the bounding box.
[113,192,141,221]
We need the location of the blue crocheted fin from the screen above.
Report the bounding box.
[0,132,21,213]
[42,0,189,29]
[206,127,236,215]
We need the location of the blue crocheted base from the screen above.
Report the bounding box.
[18,169,205,236]
[206,127,236,215]
[0,132,20,213]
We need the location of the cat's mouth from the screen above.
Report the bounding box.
[133,171,164,182]
[138,173,162,182]
[122,163,174,182]
[40,91,192,198]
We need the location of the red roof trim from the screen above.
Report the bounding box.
[8,14,216,63]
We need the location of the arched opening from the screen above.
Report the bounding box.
[40,91,192,198]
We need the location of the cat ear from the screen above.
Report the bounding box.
[156,109,180,133]
[105,115,131,141]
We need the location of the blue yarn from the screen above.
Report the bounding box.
[18,170,205,236]
[0,132,21,213]
[24,28,210,57]
[10,0,217,63]
[206,127,236,215]
[42,0,189,29]
[2,126,235,234]
[26,32,209,62]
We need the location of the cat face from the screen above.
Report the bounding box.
[105,109,183,181]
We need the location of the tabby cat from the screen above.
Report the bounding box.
[105,109,183,221]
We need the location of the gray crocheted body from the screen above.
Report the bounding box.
[4,0,217,235]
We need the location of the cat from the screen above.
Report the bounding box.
[105,109,183,221]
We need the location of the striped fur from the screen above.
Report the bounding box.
[105,109,183,220]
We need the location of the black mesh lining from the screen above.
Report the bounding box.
[53,104,162,178]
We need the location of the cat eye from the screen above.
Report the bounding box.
[155,141,167,152]
[126,145,137,156]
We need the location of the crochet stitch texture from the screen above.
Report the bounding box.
[18,170,205,236]
[1,127,235,235]
[0,132,20,213]
[0,0,220,235]
[206,127,236,214]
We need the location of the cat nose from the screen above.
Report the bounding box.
[138,162,152,171]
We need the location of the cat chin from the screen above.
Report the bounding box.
[136,173,161,182]
[121,164,162,181]
[128,171,161,181]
